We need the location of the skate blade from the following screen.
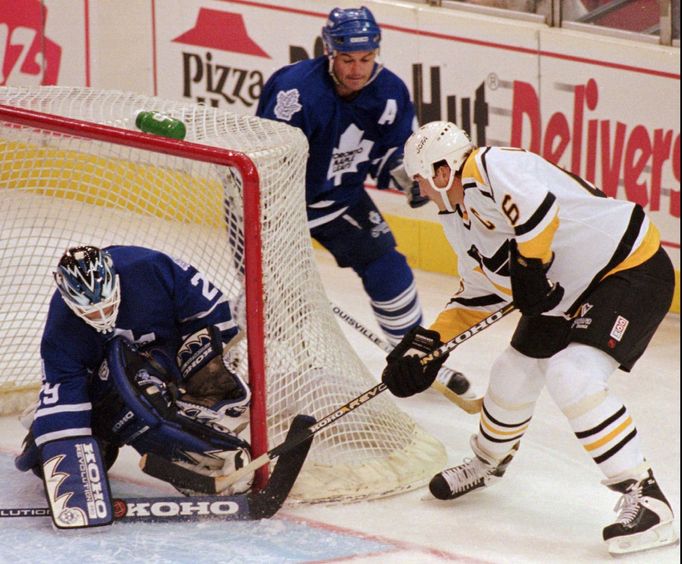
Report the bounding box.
[607,522,679,555]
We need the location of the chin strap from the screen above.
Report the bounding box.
[438,191,455,212]
[430,167,458,213]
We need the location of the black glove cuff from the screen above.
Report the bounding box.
[387,326,443,362]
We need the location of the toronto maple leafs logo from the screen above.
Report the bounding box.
[328,124,374,186]
[273,89,302,121]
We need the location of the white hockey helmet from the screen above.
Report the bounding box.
[53,245,121,333]
[404,121,474,210]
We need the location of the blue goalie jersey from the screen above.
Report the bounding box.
[33,245,238,447]
[256,56,416,223]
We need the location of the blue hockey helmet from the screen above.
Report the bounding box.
[322,6,381,54]
[54,245,121,333]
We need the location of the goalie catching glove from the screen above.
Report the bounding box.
[176,325,251,417]
[94,334,254,496]
[381,326,449,397]
[508,240,564,316]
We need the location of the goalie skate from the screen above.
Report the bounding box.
[603,469,678,555]
[429,435,519,500]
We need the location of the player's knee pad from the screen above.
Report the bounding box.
[544,343,618,413]
[15,428,119,479]
[487,346,545,408]
[359,250,414,301]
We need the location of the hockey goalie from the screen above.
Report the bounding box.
[14,245,255,529]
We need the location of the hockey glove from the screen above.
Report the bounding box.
[381,326,449,398]
[389,160,430,209]
[177,326,251,417]
[508,239,564,316]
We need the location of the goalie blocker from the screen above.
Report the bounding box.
[40,436,114,529]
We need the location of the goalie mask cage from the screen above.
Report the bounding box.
[0,87,446,504]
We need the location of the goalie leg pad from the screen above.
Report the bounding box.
[40,436,113,529]
[107,337,252,494]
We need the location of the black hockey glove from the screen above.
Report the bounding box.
[389,160,430,209]
[381,326,449,398]
[508,240,564,316]
[405,180,430,209]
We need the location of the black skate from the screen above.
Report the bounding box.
[429,435,519,500]
[603,468,678,555]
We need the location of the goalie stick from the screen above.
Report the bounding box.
[330,303,515,414]
[145,304,516,494]
[2,414,315,523]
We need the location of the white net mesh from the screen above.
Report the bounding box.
[0,86,445,503]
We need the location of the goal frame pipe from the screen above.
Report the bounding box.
[0,104,270,490]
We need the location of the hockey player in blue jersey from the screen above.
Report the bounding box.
[15,245,253,529]
[256,6,426,345]
[256,6,470,397]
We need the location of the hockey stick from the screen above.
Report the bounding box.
[0,494,251,523]
[157,303,515,493]
[332,304,513,414]
[422,302,515,362]
[143,382,388,494]
[139,413,315,505]
[330,302,476,411]
[2,414,315,523]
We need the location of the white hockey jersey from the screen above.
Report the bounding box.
[431,147,660,341]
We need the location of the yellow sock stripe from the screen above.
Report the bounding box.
[583,416,633,452]
[480,416,529,437]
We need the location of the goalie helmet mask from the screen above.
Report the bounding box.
[404,121,475,212]
[322,6,383,89]
[54,246,121,333]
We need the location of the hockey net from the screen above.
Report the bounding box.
[0,86,446,503]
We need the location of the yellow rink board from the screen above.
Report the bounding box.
[0,141,224,226]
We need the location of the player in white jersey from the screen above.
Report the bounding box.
[380,121,677,555]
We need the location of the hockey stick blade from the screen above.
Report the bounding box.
[212,384,387,492]
[248,413,315,518]
[141,414,316,505]
[431,380,482,414]
[140,452,217,494]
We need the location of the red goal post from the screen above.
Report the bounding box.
[0,101,272,488]
[0,86,446,503]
